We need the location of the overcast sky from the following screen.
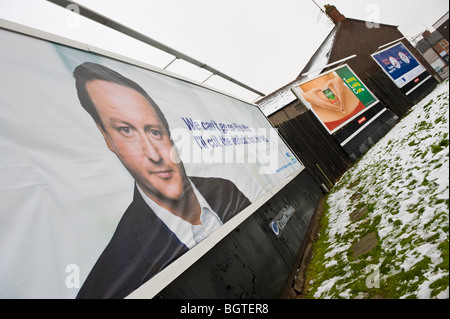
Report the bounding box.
[0,0,448,102]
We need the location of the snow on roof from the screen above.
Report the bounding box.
[300,26,338,79]
[257,85,298,116]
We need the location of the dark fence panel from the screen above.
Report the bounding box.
[364,70,438,117]
[276,111,352,189]
[156,170,323,299]
[338,108,399,161]
[364,70,413,117]
[406,75,438,104]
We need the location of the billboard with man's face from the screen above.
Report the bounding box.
[292,65,379,134]
[0,27,303,299]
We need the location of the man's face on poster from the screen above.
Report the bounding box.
[86,79,188,203]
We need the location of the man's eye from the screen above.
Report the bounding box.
[118,127,133,136]
[149,129,162,139]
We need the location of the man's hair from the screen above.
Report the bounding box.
[73,62,170,134]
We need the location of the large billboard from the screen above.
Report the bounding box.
[0,26,303,299]
[371,42,427,90]
[292,65,379,134]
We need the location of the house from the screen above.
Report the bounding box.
[258,5,439,123]
[415,30,449,79]
[256,4,439,182]
[433,11,449,42]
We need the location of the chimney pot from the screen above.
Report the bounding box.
[422,30,432,37]
[325,4,346,24]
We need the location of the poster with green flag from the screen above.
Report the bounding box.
[335,66,378,107]
[292,64,379,133]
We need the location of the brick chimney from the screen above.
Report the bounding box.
[325,4,346,24]
[422,30,432,37]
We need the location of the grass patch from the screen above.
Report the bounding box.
[380,256,432,298]
[431,144,443,154]
[436,241,449,272]
[301,83,449,299]
[423,100,434,110]
[430,275,449,298]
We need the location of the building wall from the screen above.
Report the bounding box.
[267,19,439,126]
[329,20,437,81]
[328,19,438,110]
[268,100,307,127]
[423,47,448,74]
[434,15,449,42]
[435,37,449,55]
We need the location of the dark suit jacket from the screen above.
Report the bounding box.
[76,176,251,299]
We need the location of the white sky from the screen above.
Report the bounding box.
[0,0,449,102]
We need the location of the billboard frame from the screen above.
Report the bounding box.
[0,18,304,299]
[370,41,431,95]
[291,63,380,135]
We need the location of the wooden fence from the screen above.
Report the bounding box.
[276,111,352,189]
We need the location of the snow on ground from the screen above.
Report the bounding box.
[308,80,449,299]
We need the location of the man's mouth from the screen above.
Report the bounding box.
[151,170,173,179]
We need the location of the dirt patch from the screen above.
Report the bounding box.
[347,178,361,189]
[351,232,378,259]
[350,206,368,222]
[350,192,362,201]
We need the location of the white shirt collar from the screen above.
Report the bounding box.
[136,179,223,249]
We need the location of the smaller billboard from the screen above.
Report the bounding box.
[292,65,378,134]
[371,42,426,89]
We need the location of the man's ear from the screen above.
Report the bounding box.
[96,123,115,153]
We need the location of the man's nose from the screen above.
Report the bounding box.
[141,134,161,163]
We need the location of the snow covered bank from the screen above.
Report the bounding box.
[305,80,449,299]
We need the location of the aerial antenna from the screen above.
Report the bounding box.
[311,0,334,23]
[312,0,325,13]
